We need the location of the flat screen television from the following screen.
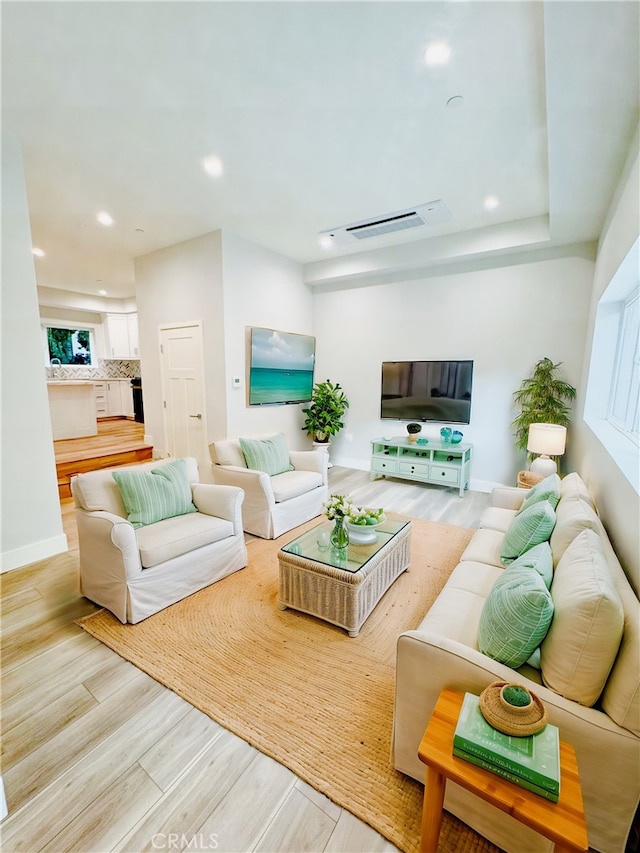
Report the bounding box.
[249,326,316,405]
[380,360,473,424]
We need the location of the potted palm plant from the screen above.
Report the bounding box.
[302,380,349,443]
[512,357,577,460]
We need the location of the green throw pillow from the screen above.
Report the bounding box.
[518,474,561,514]
[478,563,555,668]
[239,434,293,476]
[112,459,197,528]
[500,500,556,566]
[510,541,554,589]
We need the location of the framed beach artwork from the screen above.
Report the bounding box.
[248,326,316,405]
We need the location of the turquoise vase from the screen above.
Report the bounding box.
[330,517,349,550]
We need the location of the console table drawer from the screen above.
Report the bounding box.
[399,461,430,477]
[371,458,398,475]
[430,466,460,485]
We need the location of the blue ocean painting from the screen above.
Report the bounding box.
[249,328,315,405]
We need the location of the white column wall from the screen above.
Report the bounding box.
[311,253,593,489]
[134,231,226,475]
[220,231,312,449]
[1,133,66,571]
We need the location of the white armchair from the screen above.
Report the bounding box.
[71,457,247,623]
[209,434,329,539]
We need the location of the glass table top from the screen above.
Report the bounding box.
[280,516,411,574]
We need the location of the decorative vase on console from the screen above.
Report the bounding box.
[407,422,422,443]
[330,516,349,550]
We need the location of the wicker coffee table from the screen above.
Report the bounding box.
[277,516,412,636]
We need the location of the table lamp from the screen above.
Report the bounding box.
[527,423,567,476]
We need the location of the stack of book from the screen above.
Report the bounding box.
[453,692,560,802]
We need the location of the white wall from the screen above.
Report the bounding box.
[220,231,312,448]
[134,231,226,476]
[1,134,67,571]
[312,253,593,489]
[574,124,640,592]
[134,229,313,481]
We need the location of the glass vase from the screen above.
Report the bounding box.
[330,517,349,550]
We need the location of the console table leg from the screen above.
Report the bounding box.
[420,766,446,853]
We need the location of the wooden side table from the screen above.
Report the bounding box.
[418,688,588,853]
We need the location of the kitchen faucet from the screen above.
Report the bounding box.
[50,357,62,378]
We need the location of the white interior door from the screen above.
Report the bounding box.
[159,322,207,466]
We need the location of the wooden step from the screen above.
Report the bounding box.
[54,418,153,499]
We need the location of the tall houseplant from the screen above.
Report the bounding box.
[302,379,349,443]
[512,357,577,458]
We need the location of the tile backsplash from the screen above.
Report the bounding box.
[46,359,140,381]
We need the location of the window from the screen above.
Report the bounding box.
[584,236,640,492]
[608,292,639,444]
[43,325,96,367]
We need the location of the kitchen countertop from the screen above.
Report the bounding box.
[47,380,96,386]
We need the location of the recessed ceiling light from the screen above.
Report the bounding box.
[484,195,500,210]
[98,289,108,296]
[203,155,224,178]
[319,235,334,250]
[97,211,114,226]
[446,95,464,109]
[424,41,452,67]
[32,247,45,257]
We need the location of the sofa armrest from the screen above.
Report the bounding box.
[211,464,275,500]
[192,483,244,532]
[491,486,527,511]
[290,450,328,482]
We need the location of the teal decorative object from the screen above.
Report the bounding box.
[502,685,532,707]
[330,517,349,550]
[440,427,452,442]
[451,430,463,444]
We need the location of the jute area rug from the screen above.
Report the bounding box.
[78,518,498,853]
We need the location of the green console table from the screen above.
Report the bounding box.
[370,437,472,497]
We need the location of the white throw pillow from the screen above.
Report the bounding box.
[541,529,624,706]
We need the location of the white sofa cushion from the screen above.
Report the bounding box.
[460,528,504,568]
[478,506,516,533]
[549,497,600,566]
[541,529,624,706]
[559,471,596,508]
[271,470,323,502]
[136,512,235,568]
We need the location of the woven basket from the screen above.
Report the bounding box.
[479,681,549,736]
[517,470,545,490]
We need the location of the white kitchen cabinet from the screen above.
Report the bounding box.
[106,380,134,417]
[94,381,108,417]
[104,313,139,359]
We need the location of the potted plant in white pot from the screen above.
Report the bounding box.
[302,379,349,444]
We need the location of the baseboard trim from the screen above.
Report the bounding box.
[1,534,68,573]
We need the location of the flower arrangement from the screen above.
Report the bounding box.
[347,505,385,526]
[323,494,353,520]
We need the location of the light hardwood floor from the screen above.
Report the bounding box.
[0,466,490,853]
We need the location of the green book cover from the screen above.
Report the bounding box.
[453,692,560,794]
[452,746,559,802]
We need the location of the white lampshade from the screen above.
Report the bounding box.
[527,423,567,475]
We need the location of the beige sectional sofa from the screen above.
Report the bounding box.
[392,473,639,853]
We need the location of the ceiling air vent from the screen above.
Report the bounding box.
[321,200,451,246]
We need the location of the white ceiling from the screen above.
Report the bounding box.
[2,1,639,301]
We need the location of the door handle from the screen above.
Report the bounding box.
[189,413,202,419]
